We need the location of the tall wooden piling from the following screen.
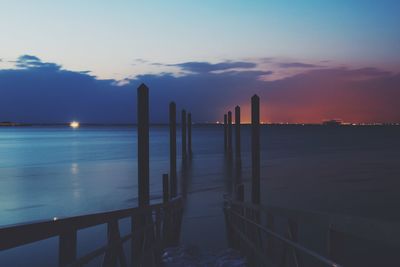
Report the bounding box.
[227,111,232,154]
[133,83,150,267]
[163,174,169,204]
[235,106,241,157]
[182,110,187,160]
[137,83,150,207]
[169,102,177,197]
[234,106,242,187]
[224,114,227,152]
[251,95,260,205]
[188,113,192,156]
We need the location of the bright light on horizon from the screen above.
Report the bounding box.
[70,121,80,128]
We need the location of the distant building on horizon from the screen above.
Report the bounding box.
[322,119,342,126]
[0,121,19,126]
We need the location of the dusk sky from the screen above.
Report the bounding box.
[1,0,400,123]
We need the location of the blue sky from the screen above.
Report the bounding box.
[0,1,400,123]
[1,0,399,79]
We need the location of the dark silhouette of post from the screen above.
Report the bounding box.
[236,183,244,202]
[133,83,150,267]
[188,113,192,156]
[182,110,187,160]
[227,111,232,155]
[251,95,260,205]
[163,174,169,204]
[137,83,150,207]
[59,231,77,266]
[224,114,227,152]
[234,106,242,187]
[169,102,177,198]
[235,106,241,158]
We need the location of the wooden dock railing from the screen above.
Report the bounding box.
[224,194,400,267]
[0,196,183,267]
[224,196,341,267]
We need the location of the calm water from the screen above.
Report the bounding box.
[2,125,400,225]
[1,125,400,265]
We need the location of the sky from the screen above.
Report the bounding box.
[0,0,400,123]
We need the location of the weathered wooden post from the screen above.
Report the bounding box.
[235,106,241,186]
[250,94,262,257]
[227,111,232,155]
[162,173,171,248]
[59,230,77,266]
[138,83,150,206]
[235,106,241,158]
[251,95,260,205]
[169,102,177,198]
[231,183,244,249]
[163,174,169,204]
[132,83,150,267]
[188,112,192,156]
[224,114,227,152]
[182,110,187,160]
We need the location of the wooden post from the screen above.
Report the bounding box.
[224,114,227,152]
[137,83,150,207]
[188,113,192,156]
[134,83,150,266]
[227,111,232,154]
[169,102,177,198]
[251,95,260,205]
[103,220,127,267]
[235,106,241,158]
[59,230,77,266]
[233,183,244,249]
[182,110,187,160]
[235,106,242,187]
[236,183,244,202]
[163,174,169,204]
[162,173,171,247]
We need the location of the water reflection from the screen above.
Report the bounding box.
[70,162,79,175]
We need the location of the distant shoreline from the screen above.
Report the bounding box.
[1,122,400,127]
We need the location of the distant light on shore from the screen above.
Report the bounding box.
[70,121,80,128]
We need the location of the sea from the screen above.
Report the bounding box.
[1,125,400,266]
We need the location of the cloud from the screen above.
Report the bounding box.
[0,55,399,124]
[171,61,257,73]
[278,62,319,68]
[15,54,61,70]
